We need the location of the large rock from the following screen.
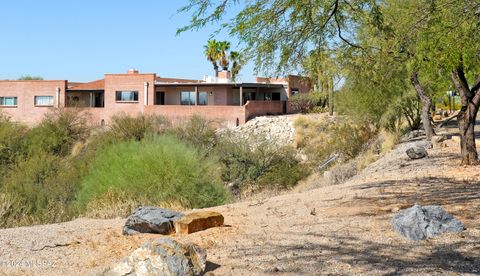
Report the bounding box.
[406,146,428,159]
[100,237,206,276]
[174,211,224,235]
[123,206,184,235]
[392,204,464,241]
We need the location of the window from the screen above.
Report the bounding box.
[291,89,299,96]
[198,92,208,105]
[116,91,138,102]
[34,96,54,106]
[181,91,196,105]
[0,97,17,107]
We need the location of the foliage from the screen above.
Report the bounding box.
[0,115,27,177]
[204,39,244,80]
[24,108,90,157]
[170,115,216,152]
[179,0,378,75]
[294,116,377,166]
[215,132,306,191]
[18,75,43,80]
[76,135,229,211]
[109,113,170,141]
[290,92,327,114]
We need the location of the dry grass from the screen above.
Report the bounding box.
[83,189,186,219]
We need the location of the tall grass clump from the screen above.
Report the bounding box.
[109,113,170,141]
[77,135,228,217]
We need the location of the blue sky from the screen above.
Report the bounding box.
[0,0,255,82]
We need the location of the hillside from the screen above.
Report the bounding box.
[0,131,479,275]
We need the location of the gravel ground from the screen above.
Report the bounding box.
[0,138,479,275]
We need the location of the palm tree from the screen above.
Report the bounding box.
[229,51,243,82]
[204,40,221,77]
[218,41,231,71]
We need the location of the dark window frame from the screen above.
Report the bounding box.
[115,91,139,103]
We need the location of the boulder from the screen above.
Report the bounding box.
[123,206,184,235]
[100,237,206,276]
[174,211,224,235]
[406,146,428,159]
[392,204,464,241]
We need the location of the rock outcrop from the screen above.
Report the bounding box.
[392,204,464,241]
[99,237,206,276]
[123,206,184,235]
[406,146,428,159]
[174,211,224,235]
[219,116,296,147]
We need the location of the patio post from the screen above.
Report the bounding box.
[240,85,243,106]
[195,86,198,105]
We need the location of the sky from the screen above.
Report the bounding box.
[0,0,256,82]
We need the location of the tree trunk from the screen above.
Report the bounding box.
[458,103,479,165]
[451,67,480,165]
[411,71,435,140]
[328,76,334,116]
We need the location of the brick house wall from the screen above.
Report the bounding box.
[0,80,67,125]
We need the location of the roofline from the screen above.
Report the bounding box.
[0,80,67,83]
[154,82,285,88]
[104,73,156,76]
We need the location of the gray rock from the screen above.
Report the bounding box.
[406,146,428,159]
[123,206,184,235]
[392,204,464,241]
[100,237,206,276]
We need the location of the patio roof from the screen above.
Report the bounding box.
[154,81,285,89]
[68,79,105,91]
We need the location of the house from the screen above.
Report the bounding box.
[0,69,311,126]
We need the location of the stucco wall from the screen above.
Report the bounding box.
[0,80,67,125]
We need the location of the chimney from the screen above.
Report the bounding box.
[127,69,139,74]
[217,71,232,83]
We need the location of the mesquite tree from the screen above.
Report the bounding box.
[179,0,480,164]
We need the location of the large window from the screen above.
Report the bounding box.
[0,97,17,107]
[34,96,54,106]
[198,92,208,105]
[116,91,138,102]
[181,91,208,105]
[181,91,196,105]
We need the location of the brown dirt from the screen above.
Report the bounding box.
[0,139,479,275]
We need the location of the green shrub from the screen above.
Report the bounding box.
[290,92,327,114]
[170,115,216,151]
[0,115,27,177]
[109,113,170,141]
[24,108,90,157]
[215,133,306,191]
[76,135,228,213]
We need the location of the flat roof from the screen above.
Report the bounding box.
[154,82,285,88]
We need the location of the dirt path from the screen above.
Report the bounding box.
[0,138,479,275]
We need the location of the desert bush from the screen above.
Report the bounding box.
[170,115,216,151]
[109,113,170,141]
[215,132,306,192]
[290,92,327,113]
[76,135,228,212]
[324,161,358,185]
[295,116,377,167]
[0,116,27,176]
[24,108,90,157]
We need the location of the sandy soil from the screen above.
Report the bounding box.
[0,138,479,275]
